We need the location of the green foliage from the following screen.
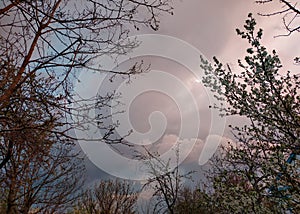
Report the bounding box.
[201,13,300,213]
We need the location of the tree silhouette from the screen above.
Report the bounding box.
[201,13,300,213]
[0,0,173,168]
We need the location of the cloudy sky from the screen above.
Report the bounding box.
[78,0,300,186]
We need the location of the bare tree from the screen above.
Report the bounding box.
[174,186,216,214]
[0,0,173,106]
[73,179,138,214]
[0,72,84,213]
[0,142,84,214]
[0,2,173,212]
[141,147,193,214]
[0,0,173,168]
[255,0,300,36]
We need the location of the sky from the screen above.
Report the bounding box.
[77,0,300,188]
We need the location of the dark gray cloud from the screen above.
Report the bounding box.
[81,0,300,187]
